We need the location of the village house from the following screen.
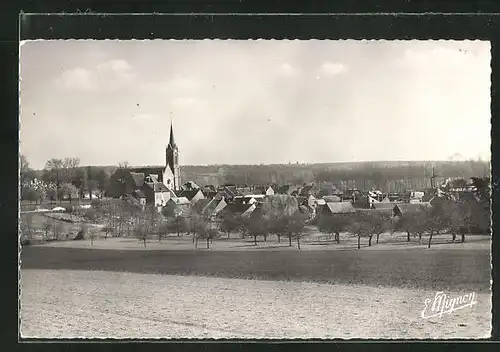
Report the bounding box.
[201,197,228,219]
[163,197,191,217]
[143,181,176,208]
[177,189,205,205]
[234,194,267,205]
[321,202,356,215]
[393,202,431,217]
[254,185,275,196]
[224,203,256,218]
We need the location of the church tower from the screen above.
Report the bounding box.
[164,122,181,191]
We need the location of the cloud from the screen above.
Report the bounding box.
[319,62,347,75]
[55,68,94,90]
[97,59,133,72]
[55,60,136,91]
[393,44,490,75]
[139,75,202,99]
[277,62,300,77]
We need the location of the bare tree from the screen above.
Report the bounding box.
[317,214,352,243]
[58,182,78,204]
[220,210,240,239]
[426,203,447,248]
[42,219,52,241]
[242,216,267,246]
[287,212,308,250]
[134,212,148,248]
[198,227,219,249]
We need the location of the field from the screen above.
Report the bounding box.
[21,238,491,292]
[20,269,491,339]
[20,229,491,339]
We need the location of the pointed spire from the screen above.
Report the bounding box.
[168,120,176,148]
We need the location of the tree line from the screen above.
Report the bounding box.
[20,155,112,204]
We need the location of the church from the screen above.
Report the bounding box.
[106,122,182,207]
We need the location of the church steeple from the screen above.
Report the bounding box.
[165,119,181,191]
[168,122,176,149]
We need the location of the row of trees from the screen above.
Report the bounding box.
[74,189,490,250]
[21,155,111,203]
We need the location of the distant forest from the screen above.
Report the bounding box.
[181,160,490,192]
[29,160,490,194]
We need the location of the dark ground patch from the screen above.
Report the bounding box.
[21,246,490,292]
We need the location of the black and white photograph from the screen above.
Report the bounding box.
[19,39,492,339]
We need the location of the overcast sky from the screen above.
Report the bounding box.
[20,40,491,169]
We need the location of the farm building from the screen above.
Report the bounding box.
[393,203,431,217]
[322,202,356,215]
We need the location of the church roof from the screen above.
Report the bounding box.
[168,122,177,149]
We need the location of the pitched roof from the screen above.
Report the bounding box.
[196,198,212,210]
[322,195,341,203]
[236,187,252,196]
[132,189,146,199]
[169,197,190,205]
[325,202,355,214]
[204,198,227,216]
[299,185,315,196]
[395,203,431,214]
[178,189,202,201]
[202,185,217,192]
[130,172,145,187]
[225,186,237,196]
[372,202,396,210]
[224,203,254,215]
[316,199,326,206]
[183,181,200,190]
[144,182,174,194]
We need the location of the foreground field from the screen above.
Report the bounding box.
[20,269,491,339]
[21,244,491,292]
